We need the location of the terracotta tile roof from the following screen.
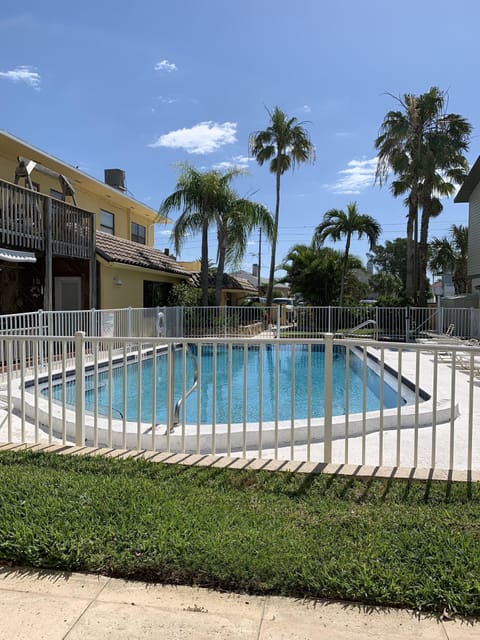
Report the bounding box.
[96,231,189,276]
[189,271,258,292]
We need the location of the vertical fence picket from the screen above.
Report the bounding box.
[323,333,333,464]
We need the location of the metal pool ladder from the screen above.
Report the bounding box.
[171,344,198,430]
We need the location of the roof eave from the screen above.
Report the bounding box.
[454,156,480,203]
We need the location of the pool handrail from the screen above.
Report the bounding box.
[171,343,198,430]
[337,319,378,340]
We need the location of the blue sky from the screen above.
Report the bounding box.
[1,1,478,280]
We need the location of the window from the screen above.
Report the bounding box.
[50,188,65,201]
[100,210,115,235]
[131,222,146,244]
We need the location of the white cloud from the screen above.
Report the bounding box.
[157,95,177,104]
[154,59,178,73]
[326,157,378,194]
[0,65,41,89]
[301,104,311,113]
[149,121,237,154]
[212,155,254,170]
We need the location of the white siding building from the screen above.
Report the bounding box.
[455,155,480,294]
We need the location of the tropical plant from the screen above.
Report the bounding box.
[429,224,469,295]
[312,202,381,306]
[167,282,202,307]
[159,164,243,306]
[249,106,315,307]
[214,198,273,306]
[280,244,363,306]
[368,272,404,299]
[375,87,471,304]
[367,238,407,288]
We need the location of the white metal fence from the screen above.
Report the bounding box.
[0,328,479,472]
[1,305,477,343]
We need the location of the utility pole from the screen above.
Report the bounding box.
[257,229,262,291]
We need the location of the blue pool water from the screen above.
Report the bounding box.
[45,344,404,424]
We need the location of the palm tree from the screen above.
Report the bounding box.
[249,106,315,307]
[214,198,273,306]
[429,224,469,295]
[376,90,436,300]
[417,113,471,304]
[313,202,381,306]
[159,164,242,306]
[375,87,471,304]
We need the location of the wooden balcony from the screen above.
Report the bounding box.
[0,178,95,259]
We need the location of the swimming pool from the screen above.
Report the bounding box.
[43,343,406,425]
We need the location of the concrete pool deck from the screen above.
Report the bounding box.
[0,566,477,639]
[249,345,480,471]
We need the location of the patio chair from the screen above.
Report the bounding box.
[416,324,458,345]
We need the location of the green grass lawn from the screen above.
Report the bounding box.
[0,450,479,616]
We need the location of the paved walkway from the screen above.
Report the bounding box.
[0,567,477,639]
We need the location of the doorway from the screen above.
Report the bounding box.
[54,276,82,310]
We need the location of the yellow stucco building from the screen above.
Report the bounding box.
[0,129,189,313]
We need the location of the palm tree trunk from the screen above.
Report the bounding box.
[201,215,209,306]
[215,221,226,306]
[405,188,418,300]
[266,166,281,308]
[340,233,351,306]
[418,181,433,306]
[454,263,468,294]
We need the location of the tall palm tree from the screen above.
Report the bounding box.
[249,106,315,307]
[214,198,273,306]
[313,202,381,306]
[375,87,471,304]
[417,113,471,304]
[429,224,469,295]
[159,164,242,306]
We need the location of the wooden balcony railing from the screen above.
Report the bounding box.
[0,179,95,259]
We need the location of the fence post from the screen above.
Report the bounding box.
[323,332,333,463]
[405,307,410,343]
[92,308,98,337]
[436,296,442,335]
[167,343,175,440]
[38,309,44,367]
[128,307,132,338]
[178,306,184,338]
[75,331,85,446]
[276,307,281,339]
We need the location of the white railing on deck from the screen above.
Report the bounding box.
[0,330,479,473]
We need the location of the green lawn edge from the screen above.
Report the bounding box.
[0,450,479,617]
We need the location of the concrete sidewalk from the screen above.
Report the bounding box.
[0,567,477,639]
